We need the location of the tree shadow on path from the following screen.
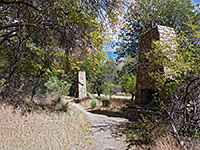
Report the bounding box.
[88,109,149,150]
[88,109,123,118]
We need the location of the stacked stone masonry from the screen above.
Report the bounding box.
[135,25,175,105]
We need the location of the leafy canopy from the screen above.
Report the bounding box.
[116,0,200,59]
[0,0,123,99]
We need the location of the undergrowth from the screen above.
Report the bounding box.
[102,97,111,107]
[124,113,200,150]
[91,98,98,108]
[0,103,90,150]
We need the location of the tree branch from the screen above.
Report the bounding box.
[0,0,39,11]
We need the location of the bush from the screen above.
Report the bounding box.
[102,97,110,107]
[59,102,69,112]
[87,92,91,98]
[44,76,71,97]
[120,73,136,101]
[91,99,98,108]
[146,23,200,149]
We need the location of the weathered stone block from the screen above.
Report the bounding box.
[77,71,87,99]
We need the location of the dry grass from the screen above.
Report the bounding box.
[80,97,131,111]
[152,135,182,150]
[0,103,90,150]
[80,98,102,108]
[153,135,200,150]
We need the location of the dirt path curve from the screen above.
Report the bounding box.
[72,103,129,150]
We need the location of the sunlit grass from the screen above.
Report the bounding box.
[80,96,131,111]
[0,103,90,150]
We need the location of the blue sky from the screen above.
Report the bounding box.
[105,51,117,59]
[104,40,118,59]
[193,0,200,4]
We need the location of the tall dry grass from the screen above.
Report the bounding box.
[153,135,200,150]
[0,104,90,150]
[152,135,182,150]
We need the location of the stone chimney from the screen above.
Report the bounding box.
[135,25,175,105]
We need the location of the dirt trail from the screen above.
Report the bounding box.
[72,103,129,150]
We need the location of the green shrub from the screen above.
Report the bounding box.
[87,92,91,98]
[57,96,62,102]
[102,97,110,107]
[59,102,69,112]
[91,99,98,108]
[44,76,71,96]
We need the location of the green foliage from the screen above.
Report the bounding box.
[44,76,71,97]
[57,96,62,102]
[115,56,137,98]
[120,73,136,100]
[147,21,200,105]
[0,0,122,99]
[116,0,200,58]
[86,92,91,98]
[91,99,98,108]
[130,114,169,145]
[137,114,155,143]
[59,102,69,112]
[108,83,122,95]
[0,78,6,93]
[84,59,118,96]
[102,97,111,107]
[117,56,137,76]
[146,21,200,147]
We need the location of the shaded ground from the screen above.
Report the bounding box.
[88,110,123,118]
[72,103,130,150]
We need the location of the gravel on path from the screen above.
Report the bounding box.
[72,103,129,150]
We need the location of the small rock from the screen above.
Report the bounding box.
[104,147,115,150]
